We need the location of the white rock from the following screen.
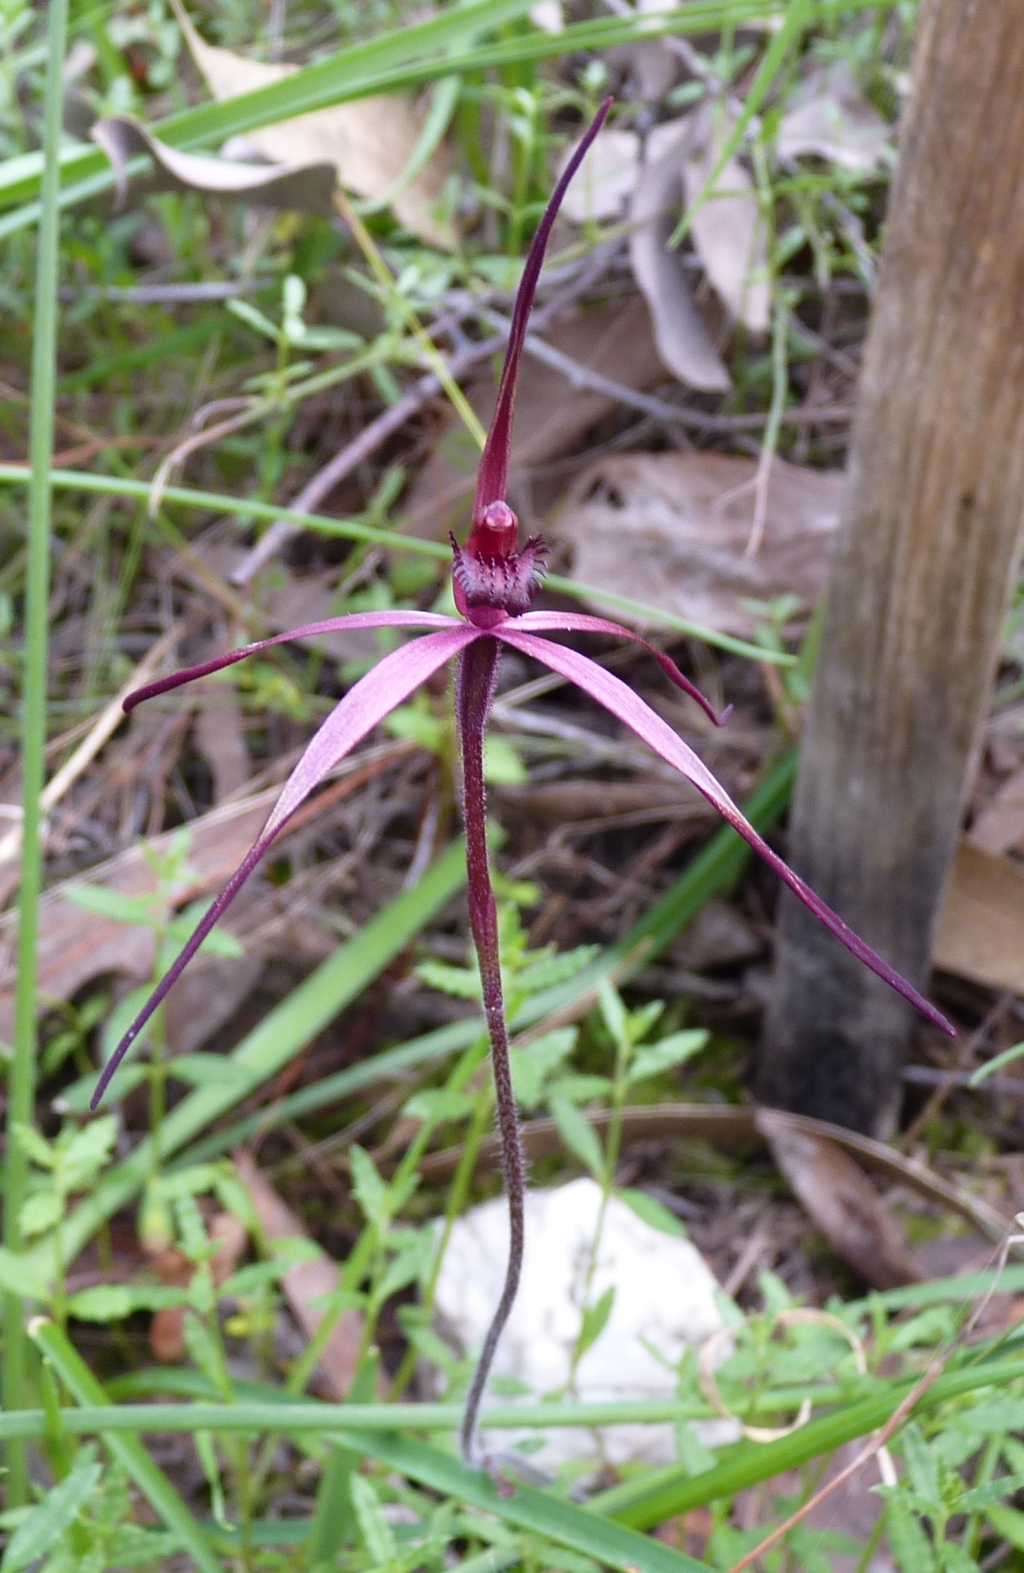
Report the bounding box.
[433,1177,735,1466]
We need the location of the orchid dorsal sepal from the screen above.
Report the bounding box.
[471,97,613,526]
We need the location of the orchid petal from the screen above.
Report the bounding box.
[91,623,480,1109]
[473,99,612,516]
[124,610,461,712]
[498,627,955,1038]
[508,609,731,726]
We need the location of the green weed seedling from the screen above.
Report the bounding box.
[60,828,244,1177]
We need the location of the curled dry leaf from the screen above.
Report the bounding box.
[756,1108,922,1291]
[91,114,337,214]
[682,107,771,334]
[168,0,453,247]
[552,450,841,637]
[776,63,891,172]
[933,840,1024,994]
[629,118,732,391]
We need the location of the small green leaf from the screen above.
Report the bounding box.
[886,1500,936,1573]
[402,1087,476,1123]
[67,1284,190,1321]
[597,979,629,1050]
[511,1028,577,1110]
[63,885,159,925]
[350,1474,397,1566]
[349,1145,389,1227]
[227,297,283,344]
[900,1424,942,1512]
[548,1073,610,1105]
[618,1188,687,1238]
[0,1461,101,1572]
[0,1246,53,1300]
[18,1190,62,1238]
[60,1117,118,1191]
[484,734,527,785]
[549,1095,604,1180]
[627,1030,708,1084]
[959,1471,1024,1512]
[986,1503,1024,1552]
[577,1286,616,1360]
[13,1122,56,1168]
[385,703,444,754]
[415,958,481,999]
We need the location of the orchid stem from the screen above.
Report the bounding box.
[455,638,524,1464]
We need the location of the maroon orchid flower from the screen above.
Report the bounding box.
[93,100,954,1460]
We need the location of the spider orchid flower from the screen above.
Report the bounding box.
[92,100,954,1459]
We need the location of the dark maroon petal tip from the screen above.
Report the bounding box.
[472,98,613,521]
[89,834,273,1109]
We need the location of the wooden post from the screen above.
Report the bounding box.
[759,0,1024,1134]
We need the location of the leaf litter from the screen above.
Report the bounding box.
[8,4,1024,1565]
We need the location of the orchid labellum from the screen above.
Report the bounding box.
[94,100,954,1461]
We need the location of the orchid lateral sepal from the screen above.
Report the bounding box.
[88,622,477,1110]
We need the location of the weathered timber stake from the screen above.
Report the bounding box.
[760,0,1024,1134]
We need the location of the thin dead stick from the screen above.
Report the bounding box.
[230,330,508,587]
[149,402,261,516]
[724,1213,1024,1573]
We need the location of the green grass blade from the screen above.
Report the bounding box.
[28,1321,221,1573]
[4,0,68,1506]
[27,840,467,1272]
[589,1353,1024,1528]
[341,1429,710,1573]
[0,0,895,237]
[6,1345,1024,1444]
[0,467,792,664]
[177,751,798,1165]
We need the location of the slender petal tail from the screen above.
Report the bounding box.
[497,628,956,1038]
[453,638,526,1464]
[91,625,480,1109]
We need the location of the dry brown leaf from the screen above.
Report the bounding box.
[234,1151,366,1400]
[552,450,841,636]
[934,839,1024,993]
[777,64,891,173]
[968,768,1024,856]
[91,114,337,213]
[194,690,251,804]
[170,0,453,247]
[0,790,277,1044]
[557,127,640,222]
[149,1212,248,1362]
[756,1108,922,1290]
[629,119,732,392]
[683,109,771,335]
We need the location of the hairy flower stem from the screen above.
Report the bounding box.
[455,637,524,1464]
